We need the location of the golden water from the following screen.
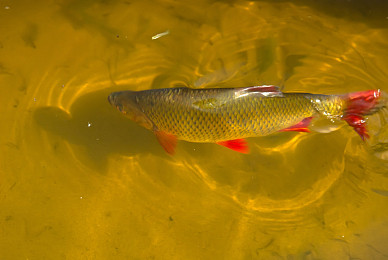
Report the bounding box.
[1,0,388,259]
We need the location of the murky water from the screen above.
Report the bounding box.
[1,0,387,259]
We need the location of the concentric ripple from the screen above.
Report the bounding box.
[1,0,387,259]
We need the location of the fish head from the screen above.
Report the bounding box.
[108,91,153,130]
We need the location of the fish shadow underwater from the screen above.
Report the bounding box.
[33,87,163,172]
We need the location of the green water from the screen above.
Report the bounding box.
[0,0,387,259]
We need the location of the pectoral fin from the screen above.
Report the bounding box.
[217,139,249,153]
[154,131,177,155]
[279,117,313,132]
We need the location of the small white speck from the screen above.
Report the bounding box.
[33,98,37,102]
[96,138,100,141]
[4,6,10,10]
[80,196,83,199]
[87,122,92,127]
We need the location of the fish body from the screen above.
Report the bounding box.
[108,86,382,154]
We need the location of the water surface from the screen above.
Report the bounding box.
[1,0,387,259]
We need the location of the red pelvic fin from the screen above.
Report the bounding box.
[279,117,313,132]
[154,131,177,155]
[217,139,249,154]
[342,89,381,140]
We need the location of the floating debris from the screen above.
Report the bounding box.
[152,30,169,40]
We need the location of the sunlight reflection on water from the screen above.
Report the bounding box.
[1,0,388,259]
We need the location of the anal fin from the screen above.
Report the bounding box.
[279,117,313,132]
[217,139,249,153]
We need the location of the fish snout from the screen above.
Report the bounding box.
[108,92,122,107]
[108,92,126,113]
[108,91,137,114]
[108,93,115,106]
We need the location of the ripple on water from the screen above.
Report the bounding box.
[2,0,387,259]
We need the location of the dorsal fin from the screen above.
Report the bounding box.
[236,85,283,98]
[244,85,281,93]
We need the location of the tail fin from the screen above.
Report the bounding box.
[342,89,382,140]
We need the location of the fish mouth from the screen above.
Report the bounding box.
[108,93,115,106]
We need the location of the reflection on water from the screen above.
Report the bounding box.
[1,0,388,259]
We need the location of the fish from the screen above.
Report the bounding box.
[108,85,383,155]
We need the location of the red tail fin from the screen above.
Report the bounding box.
[342,89,381,140]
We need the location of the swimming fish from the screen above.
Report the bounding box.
[108,86,382,154]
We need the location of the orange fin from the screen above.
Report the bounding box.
[279,117,313,132]
[217,139,249,153]
[154,131,177,155]
[342,89,381,140]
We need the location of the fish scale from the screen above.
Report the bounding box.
[135,88,317,142]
